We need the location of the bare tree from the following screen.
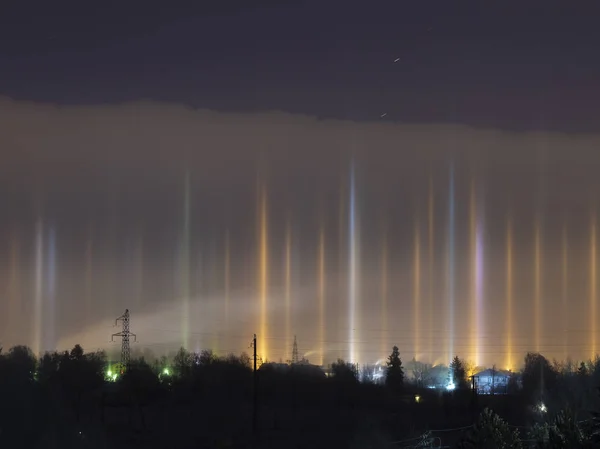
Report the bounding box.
[410,358,431,387]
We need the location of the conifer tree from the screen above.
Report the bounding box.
[385,346,404,390]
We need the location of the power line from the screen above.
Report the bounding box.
[80,323,600,367]
[143,325,594,341]
[96,340,600,357]
[136,327,600,350]
[95,342,599,369]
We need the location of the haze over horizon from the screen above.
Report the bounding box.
[1,96,600,369]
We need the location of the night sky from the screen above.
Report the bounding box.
[1,1,600,368]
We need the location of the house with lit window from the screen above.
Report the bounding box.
[473,368,512,395]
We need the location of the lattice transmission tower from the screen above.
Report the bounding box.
[291,335,299,364]
[111,309,136,367]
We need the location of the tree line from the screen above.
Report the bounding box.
[3,343,600,447]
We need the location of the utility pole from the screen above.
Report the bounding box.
[111,309,137,369]
[291,335,299,364]
[251,333,258,440]
[470,374,478,417]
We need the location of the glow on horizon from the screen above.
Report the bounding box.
[337,178,346,342]
[475,207,484,367]
[505,215,513,370]
[427,175,434,360]
[8,230,20,345]
[562,222,568,360]
[447,166,455,364]
[348,161,358,364]
[84,226,93,322]
[590,211,597,359]
[181,171,191,349]
[534,217,541,353]
[33,219,43,355]
[318,222,325,366]
[224,229,231,329]
[469,180,484,366]
[413,217,421,359]
[134,233,144,310]
[469,181,477,365]
[258,182,269,362]
[381,226,389,358]
[285,220,292,361]
[46,226,57,351]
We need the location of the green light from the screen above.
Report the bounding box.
[107,370,113,377]
[163,368,170,376]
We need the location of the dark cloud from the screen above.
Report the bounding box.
[0,0,289,56]
[3,1,600,132]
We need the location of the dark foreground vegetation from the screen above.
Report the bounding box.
[2,344,600,448]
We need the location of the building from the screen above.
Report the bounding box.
[473,368,512,395]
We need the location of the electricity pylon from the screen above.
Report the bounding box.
[111,309,136,368]
[291,335,299,364]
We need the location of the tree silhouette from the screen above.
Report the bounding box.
[331,359,358,383]
[2,345,37,383]
[385,346,404,391]
[450,355,468,389]
[522,352,558,403]
[199,349,218,366]
[578,361,588,377]
[57,345,106,422]
[551,410,587,447]
[507,373,520,395]
[528,409,589,448]
[0,346,41,446]
[173,346,195,379]
[589,386,600,445]
[38,351,62,385]
[458,408,522,449]
[119,357,161,428]
[15,339,600,447]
